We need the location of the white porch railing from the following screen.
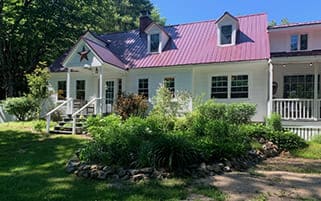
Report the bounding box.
[273,99,321,120]
[71,97,100,134]
[45,98,73,133]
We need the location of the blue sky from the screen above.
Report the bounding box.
[151,0,321,25]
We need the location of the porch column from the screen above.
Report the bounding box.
[267,60,273,117]
[98,66,103,114]
[313,63,319,120]
[66,68,71,114]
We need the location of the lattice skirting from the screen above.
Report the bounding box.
[284,126,321,141]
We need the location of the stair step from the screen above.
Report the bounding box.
[58,121,83,127]
[49,130,73,134]
[54,126,83,132]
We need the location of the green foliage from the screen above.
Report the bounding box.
[149,133,200,170]
[0,0,164,98]
[268,131,307,150]
[151,84,191,118]
[114,93,148,119]
[187,100,256,136]
[25,63,51,118]
[265,113,282,131]
[311,134,321,144]
[3,96,36,121]
[33,120,46,133]
[226,103,256,124]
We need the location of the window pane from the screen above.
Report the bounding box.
[57,81,66,100]
[138,79,149,98]
[76,80,85,100]
[231,75,248,98]
[150,34,160,52]
[284,74,315,98]
[164,77,175,95]
[221,25,232,45]
[211,76,228,99]
[105,81,114,104]
[291,35,298,51]
[300,34,308,50]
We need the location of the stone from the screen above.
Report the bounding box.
[97,170,108,180]
[83,165,91,170]
[132,173,145,182]
[65,160,80,173]
[82,171,90,178]
[128,169,139,176]
[90,165,98,170]
[103,166,115,175]
[117,168,127,178]
[138,167,153,174]
[121,174,130,180]
[223,166,231,172]
[90,170,98,178]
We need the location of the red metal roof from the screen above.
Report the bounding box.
[269,20,321,30]
[50,13,270,72]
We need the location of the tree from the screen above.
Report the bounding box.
[0,0,165,99]
[281,18,290,25]
[269,20,277,27]
[25,62,51,119]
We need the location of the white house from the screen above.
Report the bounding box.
[47,12,321,138]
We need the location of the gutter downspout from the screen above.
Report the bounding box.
[268,59,273,117]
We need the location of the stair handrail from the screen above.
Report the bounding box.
[71,97,100,134]
[45,98,73,133]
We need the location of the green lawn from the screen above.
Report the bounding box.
[0,122,226,201]
[291,142,321,159]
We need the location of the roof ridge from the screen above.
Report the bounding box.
[269,19,321,29]
[101,12,267,36]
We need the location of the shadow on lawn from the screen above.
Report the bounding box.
[0,130,188,201]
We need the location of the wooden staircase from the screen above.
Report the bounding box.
[49,115,88,134]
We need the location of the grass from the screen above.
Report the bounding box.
[291,142,321,159]
[0,121,226,201]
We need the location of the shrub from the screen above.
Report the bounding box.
[114,93,148,119]
[226,103,256,124]
[33,120,46,133]
[79,141,110,164]
[311,134,321,144]
[265,113,282,131]
[268,131,307,150]
[3,96,36,121]
[203,120,251,159]
[149,133,200,170]
[151,84,191,117]
[240,123,272,139]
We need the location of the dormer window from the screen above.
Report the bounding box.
[150,33,160,53]
[221,25,232,45]
[290,34,308,51]
[216,12,239,46]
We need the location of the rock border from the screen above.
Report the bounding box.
[66,140,280,182]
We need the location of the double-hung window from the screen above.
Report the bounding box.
[231,75,248,98]
[138,78,149,98]
[284,75,320,98]
[150,33,160,53]
[211,76,228,98]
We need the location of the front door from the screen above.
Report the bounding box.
[105,80,115,113]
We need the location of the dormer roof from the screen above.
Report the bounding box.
[216,11,239,25]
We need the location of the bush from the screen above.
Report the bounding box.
[149,133,200,170]
[33,120,46,133]
[226,103,256,124]
[79,141,111,164]
[3,96,36,121]
[268,131,307,150]
[202,120,251,159]
[265,113,282,131]
[114,93,148,119]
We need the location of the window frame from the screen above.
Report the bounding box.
[283,74,320,99]
[290,34,308,51]
[138,78,149,99]
[149,33,160,53]
[57,80,67,101]
[211,76,228,99]
[230,75,249,99]
[164,77,175,96]
[76,80,86,100]
[220,25,233,45]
